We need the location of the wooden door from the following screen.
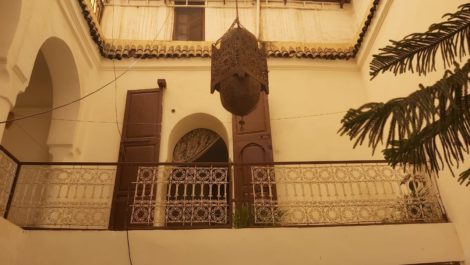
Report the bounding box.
[109,88,163,230]
[232,93,274,209]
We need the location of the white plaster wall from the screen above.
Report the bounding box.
[16,223,464,265]
[357,0,470,262]
[267,59,376,161]
[80,59,233,162]
[77,59,375,163]
[0,218,24,265]
[352,0,372,30]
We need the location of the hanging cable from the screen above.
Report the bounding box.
[11,122,50,154]
[0,1,172,126]
[16,109,347,126]
[0,70,134,125]
[110,4,133,265]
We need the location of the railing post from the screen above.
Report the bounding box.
[0,145,21,219]
[3,163,21,219]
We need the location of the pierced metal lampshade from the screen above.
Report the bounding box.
[210,25,269,116]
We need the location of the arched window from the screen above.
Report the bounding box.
[165,128,229,227]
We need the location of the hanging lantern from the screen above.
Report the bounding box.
[210,21,269,117]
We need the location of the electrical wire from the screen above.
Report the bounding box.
[0,62,139,125]
[0,0,174,126]
[11,122,50,154]
[112,61,122,136]
[271,110,346,120]
[2,4,347,261]
[17,109,347,126]
[107,5,172,265]
[109,4,134,265]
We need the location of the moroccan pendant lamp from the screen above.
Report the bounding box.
[210,1,269,117]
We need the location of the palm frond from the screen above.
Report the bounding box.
[340,60,470,152]
[458,168,470,186]
[340,60,470,181]
[370,3,470,79]
[382,104,470,174]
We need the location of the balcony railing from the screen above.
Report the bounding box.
[130,166,230,227]
[0,147,19,217]
[7,165,116,229]
[0,146,447,230]
[251,164,445,226]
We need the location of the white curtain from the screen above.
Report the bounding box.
[101,5,174,40]
[260,8,354,42]
[205,7,256,41]
[261,8,300,42]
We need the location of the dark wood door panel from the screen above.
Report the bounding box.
[232,93,274,209]
[110,88,163,230]
[234,94,271,137]
[123,90,162,140]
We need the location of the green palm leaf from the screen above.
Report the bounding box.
[340,61,470,184]
[370,3,470,79]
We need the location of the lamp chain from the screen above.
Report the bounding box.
[235,0,240,26]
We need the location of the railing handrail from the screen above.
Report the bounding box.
[18,160,389,166]
[0,145,20,164]
[0,142,388,166]
[2,144,447,229]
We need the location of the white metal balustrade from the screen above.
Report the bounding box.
[0,148,18,217]
[1,150,446,229]
[130,166,230,227]
[7,165,116,229]
[251,164,446,226]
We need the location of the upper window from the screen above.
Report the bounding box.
[173,1,205,41]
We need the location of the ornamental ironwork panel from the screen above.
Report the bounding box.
[251,164,445,226]
[7,165,116,229]
[130,166,229,227]
[0,149,18,217]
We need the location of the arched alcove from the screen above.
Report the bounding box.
[164,118,230,228]
[1,51,52,161]
[1,37,81,161]
[40,37,81,160]
[166,113,229,162]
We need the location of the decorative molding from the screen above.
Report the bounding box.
[350,0,380,57]
[11,65,27,85]
[59,0,100,68]
[77,0,381,60]
[100,58,358,71]
[356,0,394,68]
